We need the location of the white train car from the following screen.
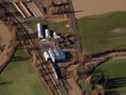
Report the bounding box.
[43,48,66,63]
[27,2,38,17]
[19,1,32,17]
[43,50,58,80]
[12,2,26,18]
[27,2,43,17]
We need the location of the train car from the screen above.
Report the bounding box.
[52,63,63,80]
[44,55,63,80]
[19,1,32,17]
[22,2,34,16]
[12,2,26,18]
[27,2,43,17]
[27,2,38,17]
[43,49,55,63]
[43,48,66,63]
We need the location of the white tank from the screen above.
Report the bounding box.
[45,29,50,38]
[53,32,60,39]
[37,23,43,39]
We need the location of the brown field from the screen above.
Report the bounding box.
[73,0,126,18]
[0,21,16,67]
[0,21,16,45]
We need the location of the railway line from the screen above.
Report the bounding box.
[0,0,83,95]
[81,49,126,79]
[1,1,126,95]
[0,1,71,95]
[16,18,69,95]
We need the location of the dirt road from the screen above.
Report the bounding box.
[0,21,16,45]
[67,78,82,95]
[72,0,126,18]
[0,21,16,73]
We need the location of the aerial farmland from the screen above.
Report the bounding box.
[0,0,126,95]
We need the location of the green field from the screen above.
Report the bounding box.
[78,59,126,95]
[79,11,126,54]
[52,11,126,54]
[94,59,126,95]
[0,49,48,95]
[1,11,126,95]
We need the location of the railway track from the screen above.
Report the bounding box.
[19,20,70,95]
[0,1,70,95]
[16,15,69,95]
[2,1,126,95]
[81,49,126,78]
